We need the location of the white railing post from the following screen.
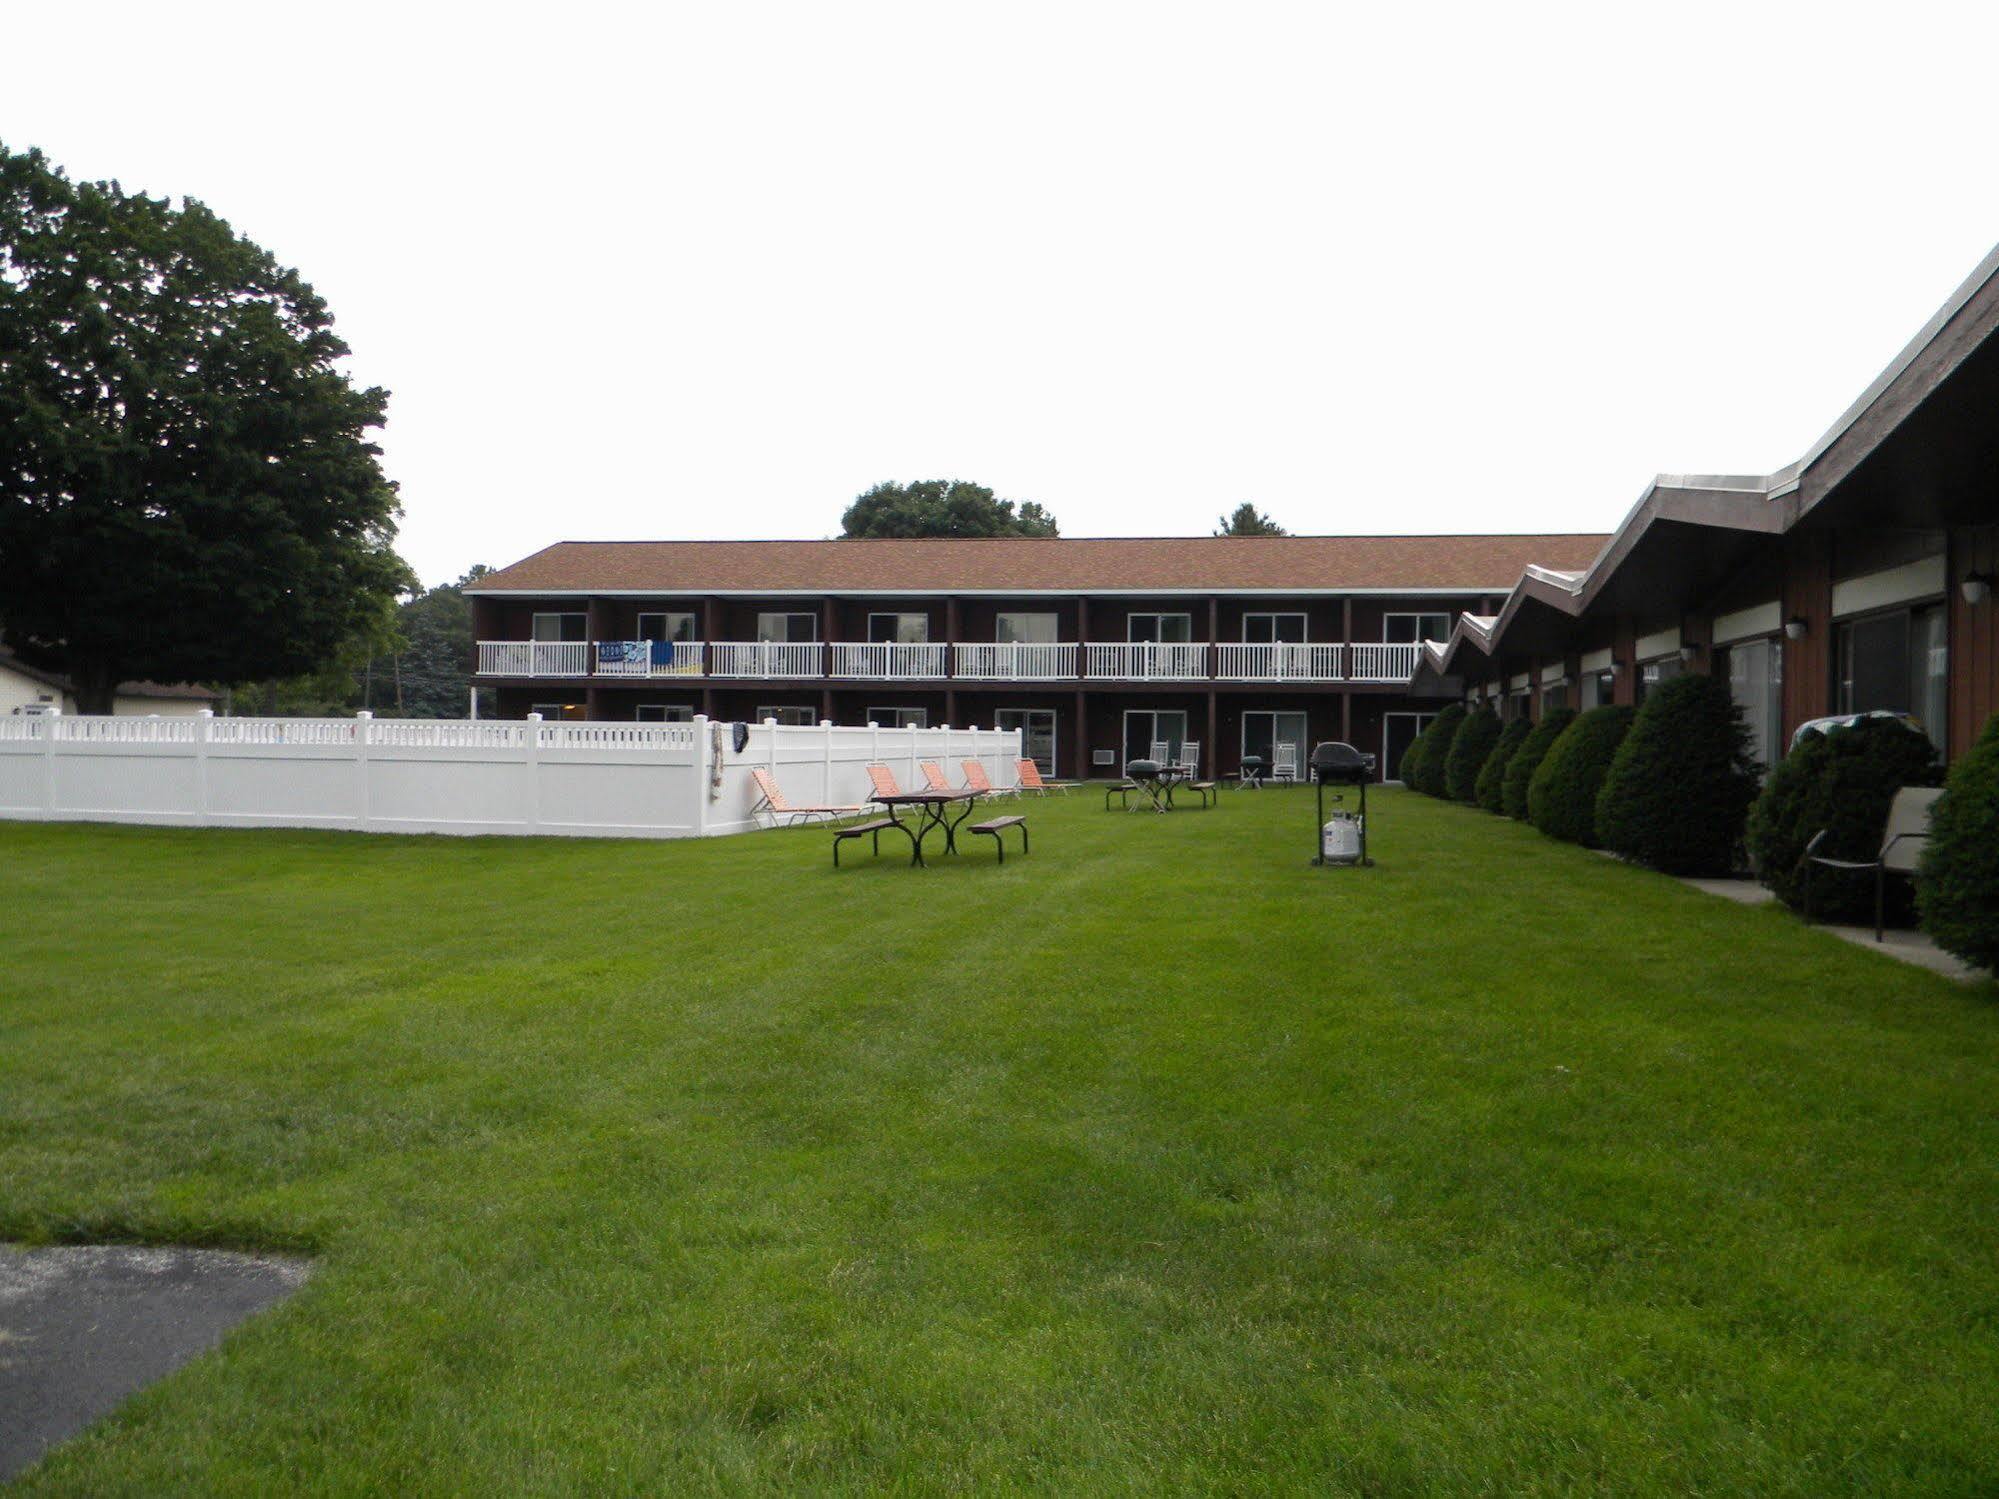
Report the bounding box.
[194,708,213,824]
[523,713,543,833]
[354,710,373,831]
[822,718,834,806]
[40,705,60,819]
[692,714,711,837]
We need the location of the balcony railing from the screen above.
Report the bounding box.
[1084,642,1210,680]
[829,642,949,678]
[1214,642,1346,681]
[478,640,591,677]
[952,642,1080,680]
[708,641,824,678]
[1347,642,1424,681]
[592,641,706,677]
[474,638,1426,685]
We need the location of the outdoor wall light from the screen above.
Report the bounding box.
[1784,617,1809,640]
[1678,644,1698,663]
[1961,572,1993,606]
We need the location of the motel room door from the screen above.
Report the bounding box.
[1382,711,1436,782]
[996,709,1057,775]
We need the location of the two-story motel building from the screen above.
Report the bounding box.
[465,533,1606,782]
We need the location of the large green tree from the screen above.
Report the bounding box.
[377,565,489,717]
[840,479,1058,539]
[1214,502,1287,536]
[0,144,411,712]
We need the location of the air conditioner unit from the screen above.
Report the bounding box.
[1092,748,1115,766]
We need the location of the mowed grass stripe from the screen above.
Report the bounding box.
[0,789,1994,1494]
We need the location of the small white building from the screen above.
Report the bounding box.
[0,650,220,718]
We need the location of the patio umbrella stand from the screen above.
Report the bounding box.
[1309,741,1375,868]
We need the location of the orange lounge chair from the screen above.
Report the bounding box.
[919,761,953,793]
[866,764,906,801]
[1015,759,1072,795]
[750,767,864,829]
[959,759,1013,801]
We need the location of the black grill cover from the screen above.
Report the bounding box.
[1310,741,1371,785]
[1126,759,1161,777]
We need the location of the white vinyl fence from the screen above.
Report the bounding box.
[0,712,1021,841]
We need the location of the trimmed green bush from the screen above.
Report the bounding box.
[1412,704,1467,798]
[1445,707,1502,803]
[1528,705,1632,847]
[1501,708,1574,821]
[1595,674,1758,875]
[1918,714,1999,971]
[1476,718,1532,812]
[1745,716,1940,921]
[1397,722,1428,785]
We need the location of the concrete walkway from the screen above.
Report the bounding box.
[1678,876,1987,982]
[0,1244,310,1481]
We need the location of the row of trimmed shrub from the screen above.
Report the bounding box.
[1397,678,1999,969]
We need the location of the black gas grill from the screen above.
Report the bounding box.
[1309,741,1376,867]
[1310,742,1374,785]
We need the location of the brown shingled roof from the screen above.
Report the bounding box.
[468,534,1610,594]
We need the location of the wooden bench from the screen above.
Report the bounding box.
[831,817,898,867]
[967,814,1029,863]
[1181,779,1219,809]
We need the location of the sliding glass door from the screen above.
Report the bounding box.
[1122,709,1188,767]
[1242,711,1309,772]
[996,709,1057,774]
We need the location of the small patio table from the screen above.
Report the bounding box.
[870,790,982,867]
[1126,762,1191,814]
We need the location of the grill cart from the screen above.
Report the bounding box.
[1309,741,1376,867]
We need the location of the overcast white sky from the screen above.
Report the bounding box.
[9,3,1999,585]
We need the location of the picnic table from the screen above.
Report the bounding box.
[870,790,982,866]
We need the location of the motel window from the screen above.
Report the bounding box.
[866,707,929,728]
[1508,690,1531,720]
[529,702,586,721]
[635,704,694,723]
[867,613,930,644]
[1127,613,1194,644]
[1541,683,1568,714]
[636,612,696,643]
[1581,668,1617,709]
[756,612,818,643]
[755,706,817,726]
[1636,656,1683,704]
[1720,638,1783,772]
[1835,603,1947,750]
[1383,612,1453,644]
[996,612,1059,643]
[531,612,587,642]
[1242,612,1307,644]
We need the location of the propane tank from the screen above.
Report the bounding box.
[1321,815,1363,864]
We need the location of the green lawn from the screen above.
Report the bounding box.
[3,788,1996,1494]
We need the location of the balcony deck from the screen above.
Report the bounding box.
[476,640,1427,686]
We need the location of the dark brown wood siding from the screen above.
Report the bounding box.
[1948,524,1999,757]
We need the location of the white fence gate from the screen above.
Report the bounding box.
[0,713,1022,841]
